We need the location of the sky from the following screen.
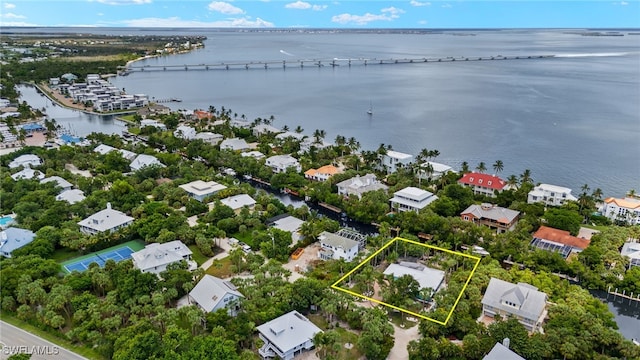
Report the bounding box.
[0,1,638,29]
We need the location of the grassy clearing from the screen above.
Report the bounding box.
[388,309,420,329]
[307,314,363,360]
[51,247,81,262]
[205,256,233,278]
[0,313,106,360]
[188,244,208,266]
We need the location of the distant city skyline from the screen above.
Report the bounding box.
[1,1,638,29]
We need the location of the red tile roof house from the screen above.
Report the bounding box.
[530,225,590,259]
[458,172,507,197]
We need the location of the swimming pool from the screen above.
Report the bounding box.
[0,216,15,228]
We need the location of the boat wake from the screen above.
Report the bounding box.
[280,50,295,56]
[554,52,628,58]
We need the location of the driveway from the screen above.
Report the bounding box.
[0,321,87,360]
[387,323,420,360]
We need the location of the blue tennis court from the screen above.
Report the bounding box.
[64,246,134,273]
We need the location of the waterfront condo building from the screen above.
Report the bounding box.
[600,197,640,225]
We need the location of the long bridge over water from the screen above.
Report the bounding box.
[120,54,555,74]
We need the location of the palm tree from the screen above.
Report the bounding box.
[475,162,487,173]
[312,129,326,144]
[592,188,603,202]
[506,175,519,189]
[282,124,289,132]
[520,169,533,185]
[419,148,431,162]
[460,161,470,174]
[294,125,304,134]
[492,160,504,174]
[627,189,637,198]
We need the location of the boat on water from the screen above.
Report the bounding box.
[367,101,373,115]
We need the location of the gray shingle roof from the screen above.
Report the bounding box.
[189,275,244,312]
[461,204,520,224]
[318,231,359,251]
[483,342,526,360]
[131,240,192,272]
[77,205,134,233]
[481,278,547,323]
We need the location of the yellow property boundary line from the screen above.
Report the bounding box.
[331,237,481,325]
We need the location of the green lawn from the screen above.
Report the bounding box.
[205,257,234,278]
[0,313,106,360]
[51,247,82,262]
[307,314,363,360]
[231,231,255,247]
[188,244,209,266]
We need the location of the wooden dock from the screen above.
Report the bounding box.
[607,286,640,303]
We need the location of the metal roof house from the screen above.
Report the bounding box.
[77,203,134,235]
[40,176,73,191]
[383,262,445,297]
[336,174,388,199]
[8,154,42,169]
[56,189,86,204]
[268,214,305,243]
[131,240,196,275]
[130,154,165,172]
[220,137,250,151]
[390,186,439,213]
[481,278,548,333]
[265,154,302,174]
[317,231,360,262]
[483,340,525,360]
[219,194,257,213]
[257,310,323,360]
[0,227,36,258]
[189,275,244,316]
[179,180,227,202]
[621,241,640,269]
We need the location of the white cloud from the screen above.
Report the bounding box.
[285,1,311,9]
[1,21,37,26]
[4,3,16,9]
[1,12,26,19]
[418,20,427,25]
[381,7,405,16]
[95,0,152,5]
[97,12,104,16]
[620,1,629,5]
[332,6,405,25]
[441,3,452,8]
[207,1,245,15]
[312,4,327,11]
[410,0,430,6]
[120,16,273,28]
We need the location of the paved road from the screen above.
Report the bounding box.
[0,320,88,360]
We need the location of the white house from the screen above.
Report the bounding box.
[179,180,227,202]
[140,119,167,130]
[481,278,548,333]
[336,174,388,198]
[317,231,360,262]
[304,165,342,182]
[600,197,640,225]
[77,203,134,235]
[621,241,640,269]
[8,154,42,169]
[257,310,323,360]
[378,150,413,173]
[483,340,525,360]
[56,189,86,204]
[252,124,282,137]
[220,138,250,151]
[0,227,36,258]
[419,161,454,180]
[390,186,438,213]
[174,125,197,140]
[130,154,164,171]
[220,194,257,213]
[40,176,73,191]
[93,144,136,160]
[268,214,305,243]
[189,275,244,316]
[383,262,445,297]
[11,168,44,181]
[265,154,302,173]
[131,240,196,275]
[194,132,223,145]
[527,184,578,206]
[241,151,266,160]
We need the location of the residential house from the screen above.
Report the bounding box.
[179,180,227,202]
[220,138,250,151]
[458,172,506,197]
[189,275,244,316]
[304,164,342,182]
[257,310,323,360]
[40,176,73,191]
[265,154,301,173]
[530,225,590,258]
[56,189,86,204]
[77,203,134,235]
[0,227,36,258]
[621,241,640,269]
[317,231,360,262]
[140,119,167,130]
[11,168,44,181]
[130,154,164,171]
[241,151,266,160]
[336,174,388,199]
[460,203,520,233]
[220,194,257,213]
[600,197,640,225]
[0,123,18,149]
[527,184,578,206]
[267,214,305,243]
[192,110,213,121]
[252,124,282,137]
[93,144,136,160]
[174,125,197,140]
[481,278,548,332]
[389,186,438,213]
[378,150,413,173]
[483,340,525,360]
[194,132,223,145]
[8,154,42,169]
[131,240,196,275]
[137,104,171,119]
[383,261,445,298]
[419,161,454,180]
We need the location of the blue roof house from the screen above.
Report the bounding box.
[0,227,36,258]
